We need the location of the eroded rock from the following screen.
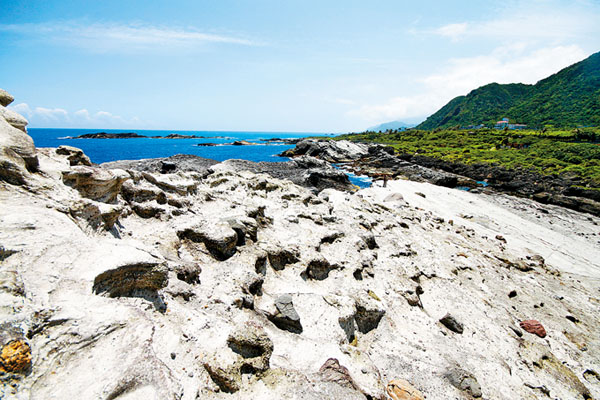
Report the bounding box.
[62,166,129,203]
[177,222,238,260]
[445,368,482,398]
[269,294,303,334]
[386,379,425,400]
[440,313,464,334]
[56,145,92,166]
[519,319,546,338]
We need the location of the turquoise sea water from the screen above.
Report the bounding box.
[28,128,372,188]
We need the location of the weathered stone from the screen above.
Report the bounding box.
[69,199,123,230]
[303,257,338,280]
[386,379,425,400]
[227,325,273,372]
[445,369,482,398]
[203,361,241,393]
[267,247,299,270]
[227,216,258,245]
[120,179,166,204]
[131,202,164,219]
[440,313,464,334]
[93,262,168,311]
[0,112,38,185]
[269,294,303,333]
[519,320,547,338]
[62,166,129,203]
[0,89,14,107]
[56,145,92,166]
[0,106,28,132]
[174,263,201,285]
[0,268,25,296]
[0,339,31,373]
[319,358,360,390]
[354,292,385,334]
[177,222,238,260]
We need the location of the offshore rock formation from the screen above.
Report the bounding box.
[1,90,600,399]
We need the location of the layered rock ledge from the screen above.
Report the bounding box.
[1,90,600,399]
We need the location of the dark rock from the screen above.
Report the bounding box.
[131,202,163,219]
[267,248,299,270]
[440,313,464,334]
[354,297,385,334]
[71,132,147,139]
[303,257,338,280]
[445,368,482,398]
[508,290,517,298]
[160,161,177,173]
[174,264,201,285]
[269,294,303,334]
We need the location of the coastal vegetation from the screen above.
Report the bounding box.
[334,127,600,187]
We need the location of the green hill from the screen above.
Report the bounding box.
[417,51,600,130]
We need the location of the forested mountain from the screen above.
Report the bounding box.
[417,51,600,129]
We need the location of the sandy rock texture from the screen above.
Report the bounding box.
[1,90,600,399]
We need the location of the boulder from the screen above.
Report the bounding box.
[319,358,360,391]
[281,139,369,162]
[0,106,28,133]
[0,89,14,107]
[445,369,482,398]
[353,292,386,334]
[268,294,303,334]
[56,145,92,166]
[177,222,239,261]
[439,313,464,334]
[62,166,129,203]
[0,111,38,185]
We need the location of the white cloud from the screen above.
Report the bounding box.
[34,107,69,121]
[0,21,258,53]
[430,2,600,43]
[435,23,468,42]
[7,103,140,128]
[348,44,590,123]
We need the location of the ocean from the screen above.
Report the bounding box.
[28,128,372,188]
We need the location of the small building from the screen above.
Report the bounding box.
[495,118,527,130]
[495,120,509,129]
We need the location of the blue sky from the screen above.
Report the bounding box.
[1,0,599,132]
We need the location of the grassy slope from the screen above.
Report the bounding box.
[334,128,600,188]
